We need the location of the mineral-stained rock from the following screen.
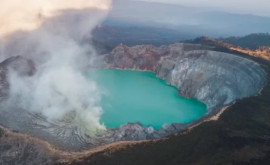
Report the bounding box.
[104,43,266,112]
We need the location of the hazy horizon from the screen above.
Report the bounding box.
[135,0,270,17]
[103,0,270,39]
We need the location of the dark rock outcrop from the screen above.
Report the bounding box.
[0,56,35,100]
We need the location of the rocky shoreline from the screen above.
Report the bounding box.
[101,43,266,135]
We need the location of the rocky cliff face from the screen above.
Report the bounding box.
[0,43,266,152]
[104,43,266,112]
[0,56,35,101]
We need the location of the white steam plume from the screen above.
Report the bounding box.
[0,0,112,134]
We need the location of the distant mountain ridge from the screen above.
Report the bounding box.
[90,0,270,50]
[92,23,193,49]
[221,33,270,50]
[107,0,270,38]
[188,35,270,61]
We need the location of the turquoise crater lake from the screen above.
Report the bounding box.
[87,69,207,129]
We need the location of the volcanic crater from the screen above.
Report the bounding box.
[0,43,266,151]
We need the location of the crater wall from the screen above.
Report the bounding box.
[104,43,266,112]
[0,43,266,150]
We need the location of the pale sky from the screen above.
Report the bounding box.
[137,0,270,17]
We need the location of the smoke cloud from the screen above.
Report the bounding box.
[0,0,111,37]
[0,0,112,134]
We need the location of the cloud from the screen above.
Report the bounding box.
[0,0,111,37]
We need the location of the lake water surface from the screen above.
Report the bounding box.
[88,69,207,129]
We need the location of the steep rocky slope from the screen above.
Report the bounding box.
[104,43,265,112]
